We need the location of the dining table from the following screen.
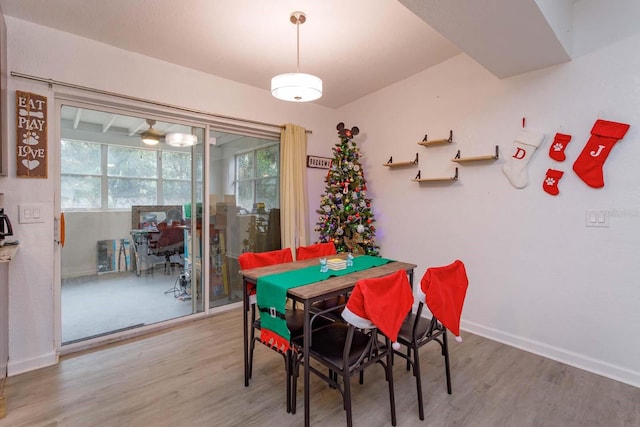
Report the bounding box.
[239,252,417,427]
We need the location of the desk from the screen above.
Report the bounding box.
[240,253,416,427]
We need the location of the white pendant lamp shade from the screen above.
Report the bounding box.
[271,72,322,102]
[272,11,322,103]
[165,132,198,147]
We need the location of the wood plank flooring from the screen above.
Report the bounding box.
[2,309,638,427]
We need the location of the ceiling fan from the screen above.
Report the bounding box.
[140,119,162,146]
[140,118,197,147]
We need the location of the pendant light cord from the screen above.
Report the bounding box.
[296,19,301,72]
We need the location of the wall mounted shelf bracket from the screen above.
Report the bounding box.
[412,167,458,182]
[452,145,499,163]
[383,152,419,167]
[417,130,453,146]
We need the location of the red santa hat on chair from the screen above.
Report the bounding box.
[341,269,414,350]
[420,259,469,342]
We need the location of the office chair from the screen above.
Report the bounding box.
[393,259,469,420]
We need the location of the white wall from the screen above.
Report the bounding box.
[3,3,639,389]
[0,17,338,375]
[337,15,640,387]
[62,211,131,278]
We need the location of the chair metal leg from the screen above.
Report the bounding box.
[406,346,411,371]
[413,343,425,421]
[386,349,397,426]
[343,373,353,427]
[442,330,452,394]
[291,357,299,415]
[248,330,256,379]
[285,350,291,413]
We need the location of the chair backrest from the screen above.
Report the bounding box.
[238,247,293,270]
[341,269,413,344]
[295,242,337,260]
[420,260,468,338]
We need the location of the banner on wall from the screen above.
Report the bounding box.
[16,90,47,178]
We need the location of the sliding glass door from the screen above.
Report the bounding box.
[56,99,284,347]
[58,103,204,345]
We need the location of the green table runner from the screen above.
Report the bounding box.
[257,255,393,352]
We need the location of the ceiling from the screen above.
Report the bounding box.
[0,0,573,109]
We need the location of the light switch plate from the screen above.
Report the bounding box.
[586,209,609,227]
[18,203,45,224]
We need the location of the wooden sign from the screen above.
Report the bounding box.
[307,155,332,169]
[16,91,47,178]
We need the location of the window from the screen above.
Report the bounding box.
[235,144,279,213]
[61,139,197,210]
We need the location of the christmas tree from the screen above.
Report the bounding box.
[315,123,379,256]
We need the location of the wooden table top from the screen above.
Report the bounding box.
[239,253,417,301]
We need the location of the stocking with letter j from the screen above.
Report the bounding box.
[572,119,630,188]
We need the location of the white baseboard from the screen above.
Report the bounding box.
[8,351,58,377]
[461,319,640,389]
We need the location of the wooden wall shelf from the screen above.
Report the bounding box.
[411,168,458,182]
[451,145,499,163]
[417,130,453,147]
[383,153,418,167]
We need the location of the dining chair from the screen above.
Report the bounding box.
[291,269,414,426]
[295,241,337,260]
[295,242,347,315]
[393,259,469,420]
[238,247,298,411]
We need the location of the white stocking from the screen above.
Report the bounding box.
[502,129,545,189]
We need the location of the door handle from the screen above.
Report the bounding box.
[55,212,65,247]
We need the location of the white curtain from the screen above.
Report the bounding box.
[280,123,308,254]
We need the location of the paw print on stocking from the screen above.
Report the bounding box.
[548,133,572,162]
[542,169,564,196]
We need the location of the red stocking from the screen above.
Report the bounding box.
[548,133,572,162]
[542,169,564,196]
[572,120,630,188]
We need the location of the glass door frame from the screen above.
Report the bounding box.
[53,94,212,354]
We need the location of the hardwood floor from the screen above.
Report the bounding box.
[2,309,639,427]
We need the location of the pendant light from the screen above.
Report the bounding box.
[271,11,322,102]
[165,132,198,147]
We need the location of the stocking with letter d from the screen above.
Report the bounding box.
[502,129,545,189]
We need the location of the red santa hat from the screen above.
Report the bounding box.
[420,260,469,342]
[341,269,414,349]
